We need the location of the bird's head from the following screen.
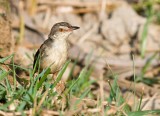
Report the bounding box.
[49,22,80,40]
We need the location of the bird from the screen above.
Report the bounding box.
[33,22,80,77]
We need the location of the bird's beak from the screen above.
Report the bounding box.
[71,26,80,30]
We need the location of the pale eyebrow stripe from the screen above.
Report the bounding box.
[59,26,68,29]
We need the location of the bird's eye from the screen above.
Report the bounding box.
[59,28,64,32]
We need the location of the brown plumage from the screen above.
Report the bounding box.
[33,22,79,74]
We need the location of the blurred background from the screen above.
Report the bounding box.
[0,0,160,115]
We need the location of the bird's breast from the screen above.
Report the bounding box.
[40,40,69,73]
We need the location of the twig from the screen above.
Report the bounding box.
[115,79,158,96]
[83,108,101,113]
[99,72,105,116]
[99,0,107,21]
[42,110,61,115]
[70,96,110,107]
[38,0,100,8]
[36,89,49,110]
[0,109,32,116]
[142,93,159,110]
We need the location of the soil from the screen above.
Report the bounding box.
[0,1,13,57]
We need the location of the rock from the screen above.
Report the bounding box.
[118,54,131,60]
[87,34,103,44]
[112,3,145,37]
[119,42,131,54]
[138,24,160,52]
[101,18,129,45]
[100,2,148,59]
[100,40,117,54]
[101,3,145,46]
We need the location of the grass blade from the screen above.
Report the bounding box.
[36,68,51,90]
[128,110,160,116]
[0,70,11,82]
[0,54,14,63]
[0,89,24,110]
[73,88,90,110]
[50,60,70,89]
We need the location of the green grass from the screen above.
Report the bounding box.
[139,0,154,58]
[132,0,160,58]
[0,55,160,115]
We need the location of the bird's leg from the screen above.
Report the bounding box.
[52,71,58,81]
[52,72,66,94]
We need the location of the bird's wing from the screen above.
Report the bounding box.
[33,38,53,69]
[33,48,40,69]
